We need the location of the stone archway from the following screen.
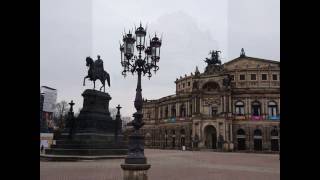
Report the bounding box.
[237,129,246,150]
[204,125,217,149]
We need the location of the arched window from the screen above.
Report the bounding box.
[237,129,246,150]
[253,129,262,151]
[252,101,261,116]
[268,101,278,117]
[235,101,245,115]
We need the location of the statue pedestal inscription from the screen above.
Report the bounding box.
[45,89,127,157]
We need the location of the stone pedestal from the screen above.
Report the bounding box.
[121,164,151,180]
[45,89,127,157]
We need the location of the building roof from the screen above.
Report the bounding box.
[223,56,280,66]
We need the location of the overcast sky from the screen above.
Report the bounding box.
[40,0,279,117]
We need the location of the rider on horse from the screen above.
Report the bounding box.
[83,55,110,92]
[94,55,104,78]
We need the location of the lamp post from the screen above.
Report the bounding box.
[120,23,162,180]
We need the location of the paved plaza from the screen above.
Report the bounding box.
[40,149,279,180]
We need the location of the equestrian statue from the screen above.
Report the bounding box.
[83,55,110,92]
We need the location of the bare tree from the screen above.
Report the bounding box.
[109,108,117,120]
[54,101,69,129]
[75,108,82,117]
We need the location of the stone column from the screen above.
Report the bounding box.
[199,98,202,115]
[230,124,233,141]
[278,98,280,114]
[229,95,232,114]
[193,98,196,115]
[246,97,249,118]
[223,96,226,114]
[187,101,189,117]
[265,98,268,119]
[220,96,223,113]
[176,102,179,118]
[224,122,227,142]
[217,122,220,144]
[248,99,251,117]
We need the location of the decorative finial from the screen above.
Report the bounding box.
[116,104,122,111]
[69,100,75,113]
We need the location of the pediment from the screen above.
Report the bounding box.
[223,57,279,70]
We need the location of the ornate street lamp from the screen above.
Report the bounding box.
[119,23,162,165]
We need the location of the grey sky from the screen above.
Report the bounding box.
[40,0,279,117]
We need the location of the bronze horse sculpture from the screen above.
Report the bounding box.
[83,55,110,92]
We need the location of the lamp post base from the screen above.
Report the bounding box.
[121,163,151,180]
[125,131,147,164]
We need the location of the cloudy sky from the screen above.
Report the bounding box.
[40,0,280,117]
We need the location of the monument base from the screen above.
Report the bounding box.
[45,89,127,157]
[121,164,151,180]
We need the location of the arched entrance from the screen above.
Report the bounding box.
[180,129,186,147]
[237,129,246,150]
[204,125,217,149]
[271,129,279,151]
[253,129,262,151]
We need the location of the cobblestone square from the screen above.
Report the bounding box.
[40,149,279,180]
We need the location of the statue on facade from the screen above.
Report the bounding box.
[240,48,246,57]
[83,55,111,92]
[204,50,224,74]
[205,50,222,65]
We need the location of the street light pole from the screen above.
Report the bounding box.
[119,22,162,180]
